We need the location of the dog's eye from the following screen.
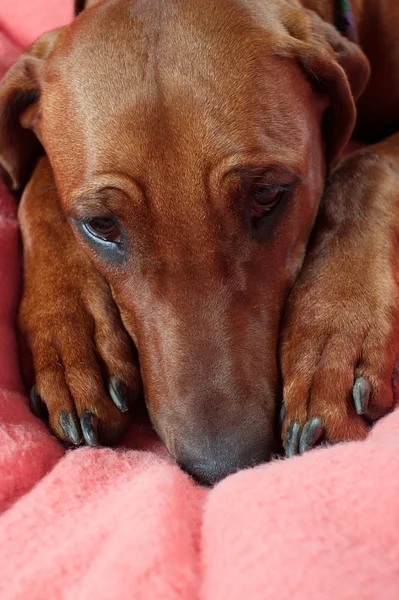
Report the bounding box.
[250,187,283,219]
[84,217,121,244]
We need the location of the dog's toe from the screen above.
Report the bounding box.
[299,417,324,455]
[29,385,48,420]
[285,421,301,457]
[109,376,130,413]
[59,411,83,445]
[279,402,286,426]
[80,411,99,446]
[352,377,371,416]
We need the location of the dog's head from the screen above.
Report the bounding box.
[0,0,369,483]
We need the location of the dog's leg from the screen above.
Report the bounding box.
[280,132,399,456]
[18,155,142,446]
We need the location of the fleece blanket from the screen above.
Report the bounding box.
[1,3,399,599]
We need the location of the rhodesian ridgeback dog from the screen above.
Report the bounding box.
[1,0,399,484]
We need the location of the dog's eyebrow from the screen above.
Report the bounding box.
[66,172,146,219]
[210,152,305,189]
[237,165,301,183]
[66,188,129,219]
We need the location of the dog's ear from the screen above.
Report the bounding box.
[75,0,99,16]
[0,28,63,191]
[280,10,370,164]
[75,0,85,15]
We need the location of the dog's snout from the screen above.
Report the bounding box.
[176,434,274,485]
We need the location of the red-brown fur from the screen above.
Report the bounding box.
[1,0,399,483]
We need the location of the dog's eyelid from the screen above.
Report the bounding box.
[66,195,129,222]
[250,182,293,193]
[66,195,113,220]
[242,169,300,188]
[240,176,298,203]
[67,184,132,220]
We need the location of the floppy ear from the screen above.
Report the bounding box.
[75,0,99,16]
[0,28,63,192]
[280,10,370,164]
[75,0,85,14]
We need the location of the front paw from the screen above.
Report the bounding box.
[20,274,142,447]
[281,295,399,457]
[280,149,399,456]
[280,248,399,455]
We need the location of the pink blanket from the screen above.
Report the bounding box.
[1,4,399,598]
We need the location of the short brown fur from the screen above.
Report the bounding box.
[1,0,399,482]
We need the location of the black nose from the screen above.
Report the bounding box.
[176,435,274,486]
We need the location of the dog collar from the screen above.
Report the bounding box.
[335,0,358,42]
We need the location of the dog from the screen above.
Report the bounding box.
[1,0,399,484]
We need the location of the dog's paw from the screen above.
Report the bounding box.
[280,281,399,456]
[19,270,142,447]
[281,252,399,456]
[280,301,397,456]
[280,249,399,456]
[280,152,399,456]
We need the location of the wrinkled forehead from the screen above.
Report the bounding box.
[41,0,314,191]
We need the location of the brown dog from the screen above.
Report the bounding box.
[1,0,399,484]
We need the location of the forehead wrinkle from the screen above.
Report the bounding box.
[53,0,305,124]
[44,0,316,198]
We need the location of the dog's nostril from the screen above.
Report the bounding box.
[176,437,274,486]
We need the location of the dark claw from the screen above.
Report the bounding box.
[80,411,99,446]
[279,402,286,426]
[109,376,129,413]
[29,386,48,419]
[299,417,324,455]
[59,411,83,446]
[353,377,371,415]
[285,422,301,458]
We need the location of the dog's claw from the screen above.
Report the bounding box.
[279,402,286,426]
[285,421,301,457]
[59,411,83,445]
[81,411,99,446]
[352,377,371,415]
[299,417,324,454]
[109,376,129,413]
[29,386,48,419]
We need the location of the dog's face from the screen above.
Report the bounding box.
[0,0,369,482]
